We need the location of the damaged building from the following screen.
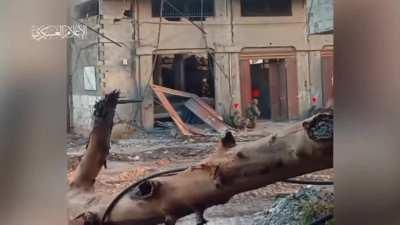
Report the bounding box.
[68,0,334,133]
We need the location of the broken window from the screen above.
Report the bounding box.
[152,0,215,21]
[241,0,292,17]
[75,0,99,19]
[153,53,215,122]
[83,66,97,91]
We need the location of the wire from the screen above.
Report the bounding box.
[100,167,186,225]
[197,0,234,115]
[132,0,165,124]
[132,0,235,125]
[73,17,125,48]
[283,179,334,186]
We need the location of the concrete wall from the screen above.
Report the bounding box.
[70,0,138,133]
[135,0,334,128]
[69,14,102,133]
[308,34,334,108]
[70,0,334,132]
[101,0,137,125]
[136,0,313,50]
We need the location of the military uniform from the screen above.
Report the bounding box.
[246,100,261,129]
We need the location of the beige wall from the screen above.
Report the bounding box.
[134,0,333,128]
[101,0,137,124]
[135,0,330,51]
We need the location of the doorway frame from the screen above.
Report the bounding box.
[321,45,334,107]
[239,47,299,120]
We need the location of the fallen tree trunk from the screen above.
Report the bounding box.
[69,91,333,225]
[69,90,119,191]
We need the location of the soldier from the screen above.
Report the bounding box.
[200,78,211,97]
[226,103,247,130]
[246,98,261,129]
[231,109,248,129]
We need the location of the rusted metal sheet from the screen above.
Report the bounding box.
[152,84,223,121]
[184,98,229,133]
[187,124,208,136]
[152,87,192,136]
[192,97,223,121]
[151,84,196,98]
[151,84,229,135]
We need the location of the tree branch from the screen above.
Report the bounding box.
[69,90,120,191]
[69,106,333,225]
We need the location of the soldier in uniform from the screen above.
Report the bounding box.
[246,98,261,129]
[226,103,247,130]
[231,109,248,129]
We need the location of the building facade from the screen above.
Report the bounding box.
[69,0,334,133]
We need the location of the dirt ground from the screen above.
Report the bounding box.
[66,120,333,225]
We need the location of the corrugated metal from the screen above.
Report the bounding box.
[151,84,230,135]
[151,86,192,136]
[184,98,229,133]
[308,0,334,34]
[152,84,223,120]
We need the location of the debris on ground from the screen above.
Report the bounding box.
[252,186,334,225]
[67,120,333,224]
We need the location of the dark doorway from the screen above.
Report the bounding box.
[244,58,289,121]
[250,61,271,119]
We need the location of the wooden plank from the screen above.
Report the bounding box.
[152,84,223,121]
[240,47,296,60]
[184,98,229,134]
[151,84,196,98]
[152,88,192,136]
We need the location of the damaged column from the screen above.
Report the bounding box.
[101,0,137,134]
[139,54,155,130]
[213,52,241,118]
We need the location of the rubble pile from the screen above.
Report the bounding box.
[252,186,334,225]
